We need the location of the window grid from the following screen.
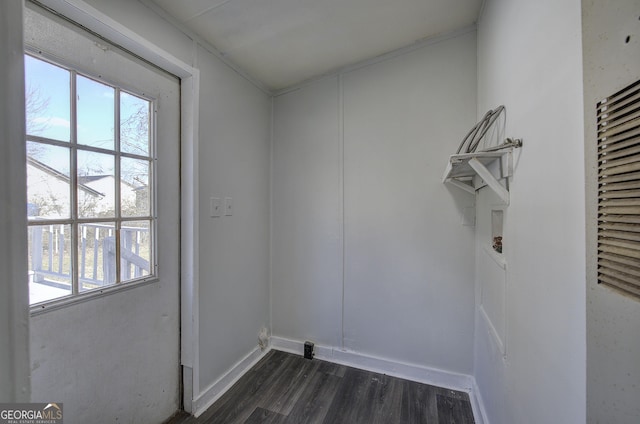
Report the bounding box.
[26,53,156,304]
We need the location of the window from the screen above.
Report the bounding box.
[26,54,156,305]
[596,78,640,299]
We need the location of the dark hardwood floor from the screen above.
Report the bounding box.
[166,350,475,424]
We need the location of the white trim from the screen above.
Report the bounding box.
[188,337,489,423]
[468,158,509,204]
[180,70,201,412]
[192,346,269,417]
[1,0,30,402]
[270,336,488,423]
[479,247,507,357]
[482,245,506,270]
[446,178,477,195]
[479,305,506,358]
[270,336,305,356]
[179,69,201,416]
[270,336,475,393]
[471,378,490,424]
[30,277,159,316]
[34,0,194,78]
[273,24,477,97]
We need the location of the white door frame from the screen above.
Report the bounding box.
[34,0,201,412]
[1,0,30,403]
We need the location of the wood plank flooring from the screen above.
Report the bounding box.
[166,350,475,424]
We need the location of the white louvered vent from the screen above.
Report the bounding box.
[597,78,640,299]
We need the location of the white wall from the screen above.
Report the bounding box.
[583,1,640,422]
[0,0,30,403]
[272,31,477,375]
[474,0,586,423]
[272,77,343,347]
[342,33,476,371]
[25,0,272,420]
[196,42,272,393]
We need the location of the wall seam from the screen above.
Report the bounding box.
[339,74,346,350]
[269,95,275,339]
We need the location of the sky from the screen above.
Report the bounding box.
[25,54,153,223]
[25,56,153,295]
[24,54,150,177]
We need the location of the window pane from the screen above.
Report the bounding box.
[121,157,150,217]
[77,75,114,149]
[78,150,115,218]
[24,55,71,142]
[120,92,150,156]
[27,142,71,220]
[28,224,72,304]
[120,220,152,283]
[79,222,116,291]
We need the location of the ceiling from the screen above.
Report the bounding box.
[148,0,483,91]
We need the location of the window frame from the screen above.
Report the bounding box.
[25,50,159,312]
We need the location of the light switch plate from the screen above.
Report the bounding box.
[224,197,233,216]
[210,197,221,217]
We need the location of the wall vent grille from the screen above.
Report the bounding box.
[597,78,640,299]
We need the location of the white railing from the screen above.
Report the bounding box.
[30,223,149,290]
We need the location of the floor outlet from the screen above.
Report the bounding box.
[304,341,314,360]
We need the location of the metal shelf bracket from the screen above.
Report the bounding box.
[442,141,521,204]
[468,157,509,203]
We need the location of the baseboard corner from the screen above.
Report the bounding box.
[270,336,474,398]
[469,377,490,424]
[192,345,269,417]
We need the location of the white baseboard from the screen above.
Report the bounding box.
[192,345,269,417]
[271,335,472,391]
[471,378,490,424]
[191,337,489,424]
[271,336,488,424]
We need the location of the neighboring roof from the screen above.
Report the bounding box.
[79,174,140,189]
[77,175,108,184]
[27,156,103,197]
